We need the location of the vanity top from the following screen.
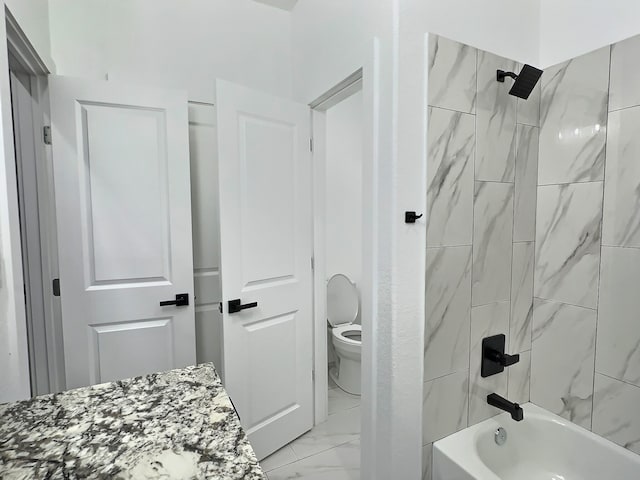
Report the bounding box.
[0,363,265,480]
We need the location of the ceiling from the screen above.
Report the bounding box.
[252,0,298,11]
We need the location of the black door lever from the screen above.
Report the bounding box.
[228,299,258,314]
[160,293,189,307]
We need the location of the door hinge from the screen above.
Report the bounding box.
[43,126,52,145]
[52,278,60,297]
[312,369,315,382]
[310,138,314,152]
[311,256,314,270]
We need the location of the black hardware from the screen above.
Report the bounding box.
[481,334,520,377]
[219,302,223,314]
[497,65,543,100]
[487,393,524,422]
[405,211,423,224]
[52,278,61,297]
[496,70,518,82]
[228,299,258,314]
[160,293,189,307]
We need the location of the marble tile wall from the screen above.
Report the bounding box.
[423,34,539,477]
[531,36,640,456]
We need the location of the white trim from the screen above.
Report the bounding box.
[310,71,364,427]
[0,6,30,402]
[4,8,64,396]
[311,108,328,425]
[5,8,54,75]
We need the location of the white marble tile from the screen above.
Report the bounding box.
[422,443,433,480]
[261,445,298,473]
[427,107,475,247]
[538,47,609,185]
[510,242,534,353]
[609,35,640,111]
[469,302,510,425]
[472,182,514,306]
[267,440,360,480]
[425,246,472,381]
[517,63,541,127]
[289,406,360,460]
[602,107,640,248]
[513,125,538,242]
[534,182,603,308]
[507,350,530,405]
[596,247,640,388]
[423,370,469,444]
[530,299,596,429]
[592,374,640,455]
[476,51,517,182]
[328,387,360,415]
[428,34,477,113]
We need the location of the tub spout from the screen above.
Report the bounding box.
[487,393,524,421]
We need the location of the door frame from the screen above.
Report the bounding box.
[309,69,363,426]
[5,8,64,395]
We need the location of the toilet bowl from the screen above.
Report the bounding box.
[327,274,362,395]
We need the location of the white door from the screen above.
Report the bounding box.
[216,80,313,459]
[49,76,196,389]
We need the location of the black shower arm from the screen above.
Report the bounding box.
[496,70,518,82]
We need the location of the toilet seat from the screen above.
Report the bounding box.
[327,274,359,328]
[332,324,362,346]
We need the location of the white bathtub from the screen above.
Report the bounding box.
[433,403,640,479]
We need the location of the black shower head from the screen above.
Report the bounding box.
[496,64,543,100]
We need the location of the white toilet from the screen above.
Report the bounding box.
[327,274,362,395]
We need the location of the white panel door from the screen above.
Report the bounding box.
[216,80,313,459]
[49,76,196,389]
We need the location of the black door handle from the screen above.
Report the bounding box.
[160,293,189,307]
[228,299,258,314]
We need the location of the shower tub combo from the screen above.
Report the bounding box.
[433,403,640,479]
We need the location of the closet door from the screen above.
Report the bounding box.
[50,76,196,388]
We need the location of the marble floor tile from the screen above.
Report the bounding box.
[476,51,517,182]
[328,387,360,415]
[592,374,640,455]
[427,107,475,247]
[510,242,534,353]
[472,182,514,306]
[261,445,298,473]
[425,246,472,381]
[513,125,539,242]
[428,34,477,113]
[534,182,603,309]
[595,247,640,388]
[603,107,640,248]
[530,299,596,429]
[422,443,433,480]
[609,34,640,111]
[538,46,609,185]
[507,350,531,405]
[469,302,510,425]
[267,440,360,480]
[422,370,469,444]
[288,406,360,460]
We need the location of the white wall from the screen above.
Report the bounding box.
[293,1,425,478]
[540,0,640,67]
[401,0,540,66]
[325,90,363,297]
[5,0,52,67]
[48,0,293,102]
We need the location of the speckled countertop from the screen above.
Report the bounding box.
[0,363,265,479]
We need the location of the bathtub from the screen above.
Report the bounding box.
[433,403,640,479]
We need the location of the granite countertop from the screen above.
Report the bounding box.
[0,363,265,480]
